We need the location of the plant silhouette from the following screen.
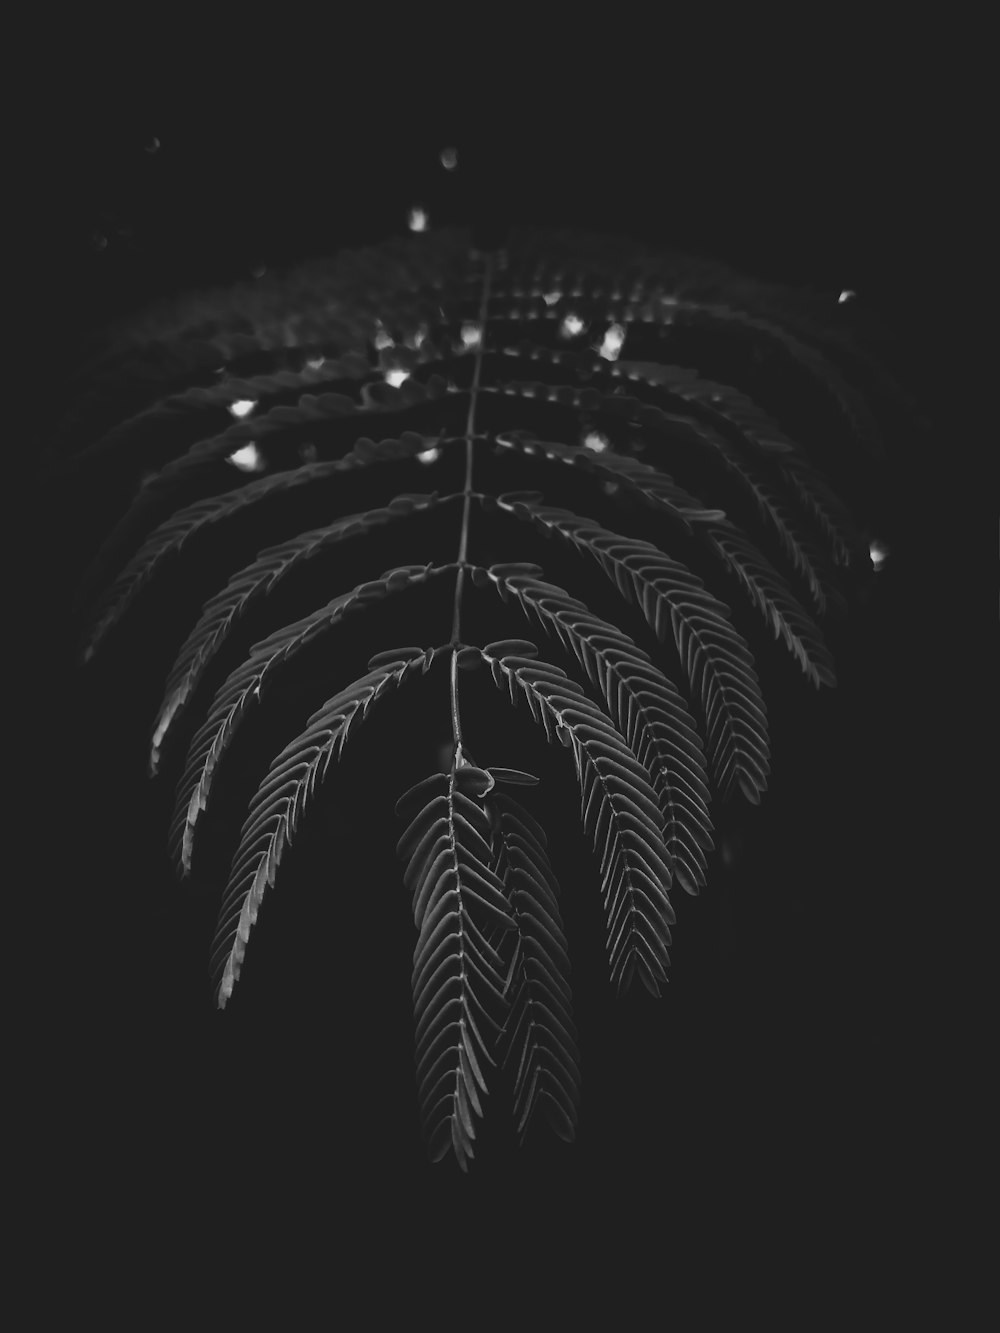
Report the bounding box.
[49,221,924,1172]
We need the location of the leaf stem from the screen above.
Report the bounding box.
[449,253,495,758]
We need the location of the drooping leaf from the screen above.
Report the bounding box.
[485,789,581,1145]
[170,567,447,877]
[477,563,713,894]
[395,761,516,1172]
[474,643,677,996]
[211,646,439,1009]
[494,494,770,805]
[149,493,445,773]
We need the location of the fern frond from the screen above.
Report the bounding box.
[150,491,451,773]
[470,561,713,895]
[494,427,725,531]
[491,341,867,569]
[494,225,887,460]
[499,237,911,461]
[395,762,516,1172]
[779,455,868,569]
[489,286,885,458]
[59,221,907,1170]
[578,388,844,616]
[53,347,372,483]
[664,300,887,464]
[170,564,451,877]
[211,644,441,1009]
[647,412,842,617]
[476,640,676,996]
[76,430,440,660]
[690,286,933,438]
[493,436,837,690]
[55,227,473,417]
[495,343,794,457]
[75,398,451,631]
[484,780,581,1145]
[702,521,838,687]
[493,492,770,804]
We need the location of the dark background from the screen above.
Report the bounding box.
[20,32,968,1283]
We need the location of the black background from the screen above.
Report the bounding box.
[20,28,971,1295]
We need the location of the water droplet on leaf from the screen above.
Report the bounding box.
[227,443,265,471]
[869,539,889,572]
[559,313,586,339]
[597,323,625,361]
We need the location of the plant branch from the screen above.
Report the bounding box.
[449,254,495,759]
